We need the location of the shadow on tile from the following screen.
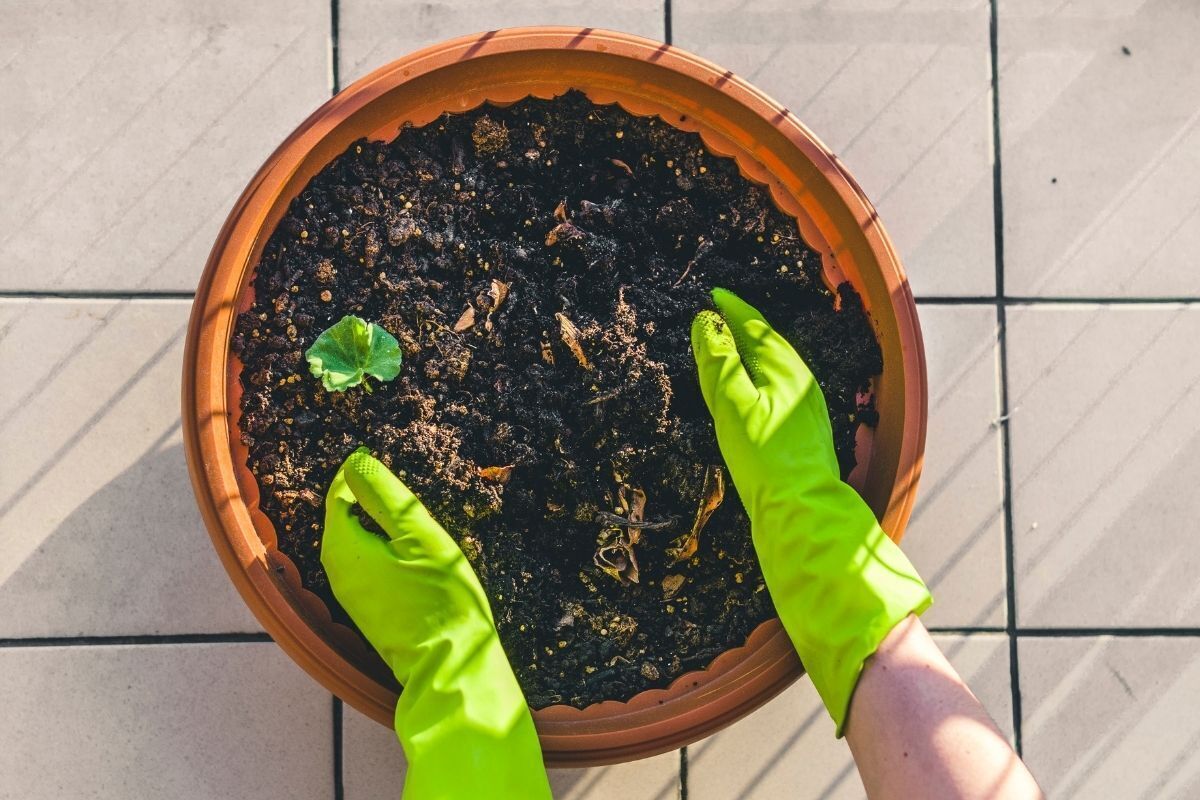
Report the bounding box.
[1007,306,1200,626]
[0,435,258,636]
[1021,636,1200,797]
[672,1,997,297]
[999,0,1200,296]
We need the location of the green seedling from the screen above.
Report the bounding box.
[305,314,402,393]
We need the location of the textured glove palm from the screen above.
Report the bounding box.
[322,448,551,799]
[691,289,931,735]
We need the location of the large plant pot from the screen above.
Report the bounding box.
[182,27,927,768]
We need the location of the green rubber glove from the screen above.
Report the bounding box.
[691,289,931,735]
[322,448,551,800]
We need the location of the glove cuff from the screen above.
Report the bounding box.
[751,480,932,737]
[394,635,552,799]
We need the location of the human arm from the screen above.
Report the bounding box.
[845,614,1043,799]
[691,288,1041,798]
[322,448,551,800]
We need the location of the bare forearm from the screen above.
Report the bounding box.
[843,616,1043,800]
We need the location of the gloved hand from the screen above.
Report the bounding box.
[322,448,551,800]
[691,288,931,735]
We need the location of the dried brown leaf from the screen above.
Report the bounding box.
[554,198,568,223]
[487,279,509,311]
[629,487,647,524]
[594,484,648,586]
[483,280,510,333]
[452,304,476,332]
[584,389,621,406]
[667,466,725,564]
[622,485,647,546]
[477,465,513,484]
[544,221,582,247]
[555,312,592,370]
[594,534,640,585]
[616,485,630,514]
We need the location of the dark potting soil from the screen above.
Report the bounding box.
[233,91,882,708]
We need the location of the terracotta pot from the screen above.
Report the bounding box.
[183,27,927,767]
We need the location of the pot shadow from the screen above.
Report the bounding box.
[0,433,258,636]
[546,755,680,800]
[345,702,681,800]
[901,306,1008,626]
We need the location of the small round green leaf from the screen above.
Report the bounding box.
[306,315,402,392]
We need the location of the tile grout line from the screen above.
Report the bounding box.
[330,0,341,96]
[916,296,1200,305]
[327,13,344,796]
[929,627,1200,638]
[664,6,685,796]
[679,746,688,800]
[988,0,1023,758]
[999,117,1027,757]
[333,697,345,800]
[8,290,1200,304]
[4,627,1198,650]
[0,633,273,648]
[1016,628,1200,638]
[0,290,197,300]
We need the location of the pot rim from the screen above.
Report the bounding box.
[182,26,926,767]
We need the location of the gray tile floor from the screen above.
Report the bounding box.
[3,1,1198,798]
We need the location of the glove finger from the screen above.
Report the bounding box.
[710,288,814,390]
[692,309,760,421]
[343,449,453,555]
[321,454,391,567]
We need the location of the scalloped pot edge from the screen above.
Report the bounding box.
[182,27,927,767]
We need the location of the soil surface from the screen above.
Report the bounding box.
[233,91,882,708]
